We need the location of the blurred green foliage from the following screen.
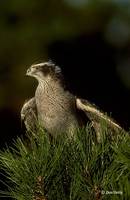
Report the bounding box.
[0,0,130,110]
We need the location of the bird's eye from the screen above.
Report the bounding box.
[31,66,38,71]
[34,66,39,70]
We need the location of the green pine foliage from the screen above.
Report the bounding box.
[0,123,130,200]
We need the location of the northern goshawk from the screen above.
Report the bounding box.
[21,61,123,139]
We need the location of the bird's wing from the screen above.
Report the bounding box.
[76,98,123,140]
[21,97,38,132]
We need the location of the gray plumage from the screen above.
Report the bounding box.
[21,97,37,132]
[21,61,123,139]
[25,62,81,137]
[76,98,123,141]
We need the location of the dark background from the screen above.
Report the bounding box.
[0,0,130,150]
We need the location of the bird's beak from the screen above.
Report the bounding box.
[26,68,31,76]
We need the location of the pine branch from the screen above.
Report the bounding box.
[0,123,129,200]
[33,176,47,200]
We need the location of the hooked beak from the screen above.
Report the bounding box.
[26,68,31,76]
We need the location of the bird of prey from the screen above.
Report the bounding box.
[21,61,123,139]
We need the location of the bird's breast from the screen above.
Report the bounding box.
[35,85,79,135]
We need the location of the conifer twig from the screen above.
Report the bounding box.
[33,176,47,200]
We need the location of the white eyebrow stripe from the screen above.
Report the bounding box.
[31,62,54,67]
[31,62,61,74]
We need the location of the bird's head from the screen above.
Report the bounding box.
[26,61,62,82]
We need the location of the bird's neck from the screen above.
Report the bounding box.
[38,78,67,97]
[36,77,77,123]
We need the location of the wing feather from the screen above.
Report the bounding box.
[76,98,123,141]
[21,97,38,132]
